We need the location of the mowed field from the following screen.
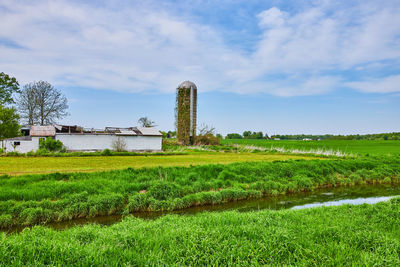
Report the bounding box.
[0,153,315,175]
[222,139,400,155]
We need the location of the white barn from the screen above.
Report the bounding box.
[1,125,163,153]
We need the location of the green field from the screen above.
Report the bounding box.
[222,139,400,155]
[0,152,315,175]
[2,141,400,265]
[2,198,399,265]
[1,156,399,228]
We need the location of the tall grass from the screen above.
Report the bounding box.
[1,198,400,265]
[0,155,399,228]
[231,144,351,157]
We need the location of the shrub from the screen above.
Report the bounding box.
[39,137,65,152]
[194,134,220,146]
[102,149,112,156]
[112,137,127,152]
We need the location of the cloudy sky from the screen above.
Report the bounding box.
[1,0,399,135]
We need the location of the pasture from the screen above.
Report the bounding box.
[222,139,400,155]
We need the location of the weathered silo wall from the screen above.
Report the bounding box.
[176,81,197,145]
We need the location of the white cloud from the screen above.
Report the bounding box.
[257,7,287,28]
[346,75,400,93]
[0,0,399,96]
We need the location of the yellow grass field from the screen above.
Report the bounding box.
[0,153,318,175]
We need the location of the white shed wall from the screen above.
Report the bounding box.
[55,134,162,151]
[2,137,40,153]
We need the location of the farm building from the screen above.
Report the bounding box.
[1,125,162,153]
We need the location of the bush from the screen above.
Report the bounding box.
[111,137,127,152]
[39,137,65,152]
[102,149,112,156]
[194,134,220,145]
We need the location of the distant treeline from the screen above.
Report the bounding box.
[225,132,400,140]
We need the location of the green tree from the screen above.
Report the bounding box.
[243,131,251,138]
[254,131,263,139]
[226,133,242,139]
[0,72,20,105]
[39,137,65,152]
[0,106,20,139]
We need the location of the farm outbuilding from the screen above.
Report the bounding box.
[1,125,163,153]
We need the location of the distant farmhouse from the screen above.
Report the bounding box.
[1,125,162,153]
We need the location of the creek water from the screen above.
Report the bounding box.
[7,183,400,233]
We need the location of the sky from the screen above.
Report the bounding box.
[1,0,399,135]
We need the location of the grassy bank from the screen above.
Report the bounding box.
[1,156,399,228]
[0,152,315,175]
[1,198,400,265]
[222,139,400,156]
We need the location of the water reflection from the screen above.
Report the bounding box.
[291,196,394,210]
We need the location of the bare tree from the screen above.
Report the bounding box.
[138,117,155,127]
[198,123,216,136]
[17,84,37,125]
[112,136,127,152]
[17,81,69,125]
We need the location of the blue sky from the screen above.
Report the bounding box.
[1,0,399,135]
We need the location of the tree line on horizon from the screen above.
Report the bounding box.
[225,132,400,140]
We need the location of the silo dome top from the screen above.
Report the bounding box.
[177,81,197,90]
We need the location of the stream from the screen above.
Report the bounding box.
[7,183,400,233]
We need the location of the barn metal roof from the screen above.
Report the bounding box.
[116,130,137,136]
[25,125,161,137]
[137,127,162,136]
[30,126,56,137]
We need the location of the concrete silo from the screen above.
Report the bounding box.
[176,81,197,145]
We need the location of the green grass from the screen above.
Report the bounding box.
[0,152,315,175]
[222,139,400,155]
[1,198,400,266]
[1,155,399,228]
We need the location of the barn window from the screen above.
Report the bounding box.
[14,141,20,146]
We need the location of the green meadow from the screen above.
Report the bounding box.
[222,139,400,155]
